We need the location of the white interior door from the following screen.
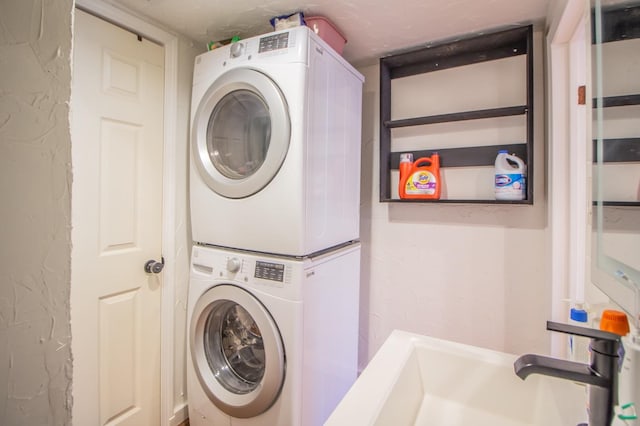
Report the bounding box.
[71,9,164,425]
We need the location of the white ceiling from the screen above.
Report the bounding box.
[110,0,550,66]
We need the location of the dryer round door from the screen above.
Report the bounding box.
[191,68,291,199]
[189,284,286,418]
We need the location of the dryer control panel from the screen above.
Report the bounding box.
[258,32,290,53]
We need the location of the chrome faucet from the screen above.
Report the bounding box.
[514,321,622,426]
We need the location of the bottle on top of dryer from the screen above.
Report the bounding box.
[494,150,527,201]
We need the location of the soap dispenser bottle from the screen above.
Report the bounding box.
[568,305,590,363]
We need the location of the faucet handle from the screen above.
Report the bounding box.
[547,320,621,356]
[547,320,620,340]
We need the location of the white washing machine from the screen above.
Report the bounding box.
[189,26,364,256]
[186,243,360,426]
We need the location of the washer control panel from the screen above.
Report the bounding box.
[192,246,293,289]
[254,261,285,282]
[219,254,288,287]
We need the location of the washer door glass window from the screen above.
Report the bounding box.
[203,301,265,394]
[190,285,285,418]
[192,68,290,199]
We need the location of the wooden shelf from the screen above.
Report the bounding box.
[382,198,533,204]
[593,201,640,207]
[591,25,640,205]
[593,94,640,108]
[379,25,534,204]
[592,3,640,43]
[592,137,640,205]
[385,106,527,129]
[388,144,527,169]
[592,138,640,163]
[382,26,530,78]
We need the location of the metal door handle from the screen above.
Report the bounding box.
[144,257,164,274]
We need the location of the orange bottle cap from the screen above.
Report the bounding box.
[599,310,630,336]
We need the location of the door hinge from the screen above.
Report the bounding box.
[578,85,586,105]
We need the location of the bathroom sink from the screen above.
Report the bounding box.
[325,330,587,426]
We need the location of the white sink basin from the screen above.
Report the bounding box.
[326,330,587,426]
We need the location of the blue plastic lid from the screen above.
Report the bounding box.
[570,308,588,323]
[498,149,508,154]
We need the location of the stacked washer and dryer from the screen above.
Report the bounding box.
[187,25,364,426]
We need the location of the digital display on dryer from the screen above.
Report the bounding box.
[258,33,289,52]
[255,261,285,282]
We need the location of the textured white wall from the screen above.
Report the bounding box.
[0,1,201,422]
[0,0,74,424]
[356,29,550,370]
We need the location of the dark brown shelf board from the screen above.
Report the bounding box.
[593,201,640,207]
[381,198,533,205]
[593,94,640,108]
[592,3,640,44]
[385,106,527,129]
[381,26,531,79]
[388,144,527,169]
[592,138,640,163]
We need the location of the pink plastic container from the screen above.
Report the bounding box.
[305,16,347,55]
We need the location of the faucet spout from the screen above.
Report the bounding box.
[513,321,622,426]
[514,354,610,388]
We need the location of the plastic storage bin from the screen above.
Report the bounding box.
[305,16,347,55]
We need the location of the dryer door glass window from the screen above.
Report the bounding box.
[206,90,271,180]
[203,300,265,394]
[192,68,290,199]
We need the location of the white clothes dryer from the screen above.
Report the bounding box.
[186,243,360,426]
[189,26,364,256]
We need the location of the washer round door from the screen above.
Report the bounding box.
[191,68,291,199]
[189,284,286,418]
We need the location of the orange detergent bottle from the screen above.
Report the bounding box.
[398,153,441,200]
